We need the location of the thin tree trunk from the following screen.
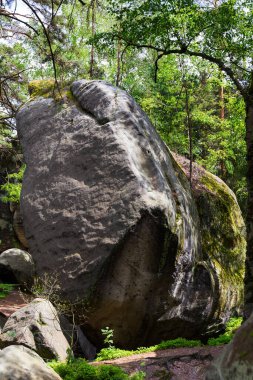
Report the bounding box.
[89,1,96,79]
[219,74,226,177]
[184,82,193,186]
[219,83,225,120]
[116,38,121,86]
[244,93,253,319]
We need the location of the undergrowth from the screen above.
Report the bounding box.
[97,317,243,361]
[96,338,201,361]
[0,283,15,299]
[207,317,242,346]
[50,359,145,380]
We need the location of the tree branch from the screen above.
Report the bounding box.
[0,9,39,35]
[21,0,60,94]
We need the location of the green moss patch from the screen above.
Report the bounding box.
[28,79,74,102]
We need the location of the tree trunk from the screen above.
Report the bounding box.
[244,94,253,319]
[89,1,96,79]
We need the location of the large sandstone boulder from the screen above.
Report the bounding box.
[205,313,253,379]
[0,345,61,380]
[16,80,246,348]
[0,248,34,285]
[0,298,70,361]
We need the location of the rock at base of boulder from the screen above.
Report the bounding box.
[205,313,253,379]
[0,248,34,286]
[0,345,61,380]
[0,298,70,361]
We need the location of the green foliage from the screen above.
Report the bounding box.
[0,283,15,299]
[0,165,25,203]
[50,359,145,380]
[101,327,114,348]
[96,338,201,361]
[207,317,243,346]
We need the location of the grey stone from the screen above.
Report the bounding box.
[0,345,61,380]
[0,298,70,361]
[16,79,245,347]
[205,313,253,380]
[0,248,34,285]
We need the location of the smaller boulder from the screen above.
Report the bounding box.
[0,345,61,380]
[0,248,34,285]
[205,313,253,379]
[0,298,70,361]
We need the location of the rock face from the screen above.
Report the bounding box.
[173,154,246,335]
[16,80,246,348]
[0,248,34,285]
[205,313,253,379]
[0,345,61,380]
[0,298,70,361]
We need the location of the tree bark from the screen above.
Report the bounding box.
[244,93,253,319]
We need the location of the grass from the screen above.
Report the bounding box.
[96,338,201,361]
[97,317,243,361]
[207,317,242,346]
[0,283,15,299]
[50,359,145,380]
[48,317,243,380]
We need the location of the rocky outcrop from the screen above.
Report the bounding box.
[205,313,253,379]
[16,80,246,348]
[0,248,34,285]
[0,298,70,361]
[0,345,61,380]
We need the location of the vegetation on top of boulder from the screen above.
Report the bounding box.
[28,79,74,101]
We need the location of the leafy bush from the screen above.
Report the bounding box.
[50,359,145,380]
[207,317,243,346]
[96,338,201,361]
[0,165,25,203]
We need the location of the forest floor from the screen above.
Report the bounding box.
[0,290,224,379]
[93,346,223,380]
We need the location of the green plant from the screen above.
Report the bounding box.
[49,359,145,380]
[96,338,201,361]
[207,317,243,346]
[101,327,114,348]
[0,283,15,299]
[0,165,25,203]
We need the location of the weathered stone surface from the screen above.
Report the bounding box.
[173,154,246,335]
[0,298,70,361]
[16,79,245,348]
[205,313,253,379]
[0,345,61,380]
[0,248,34,285]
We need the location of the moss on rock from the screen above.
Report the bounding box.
[173,152,246,325]
[28,79,74,102]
